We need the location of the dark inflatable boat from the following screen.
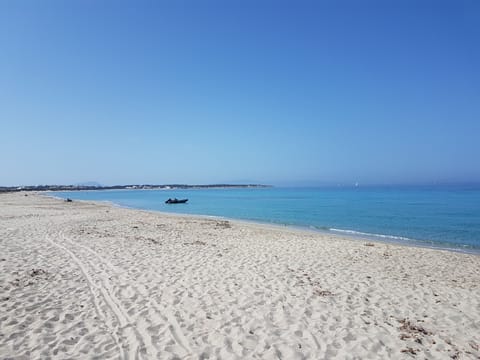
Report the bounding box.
[165,198,188,204]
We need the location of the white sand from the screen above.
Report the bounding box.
[0,192,479,359]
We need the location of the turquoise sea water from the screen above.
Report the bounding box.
[50,186,480,253]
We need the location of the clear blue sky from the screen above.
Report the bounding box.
[1,0,479,186]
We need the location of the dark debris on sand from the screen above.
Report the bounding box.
[215,220,232,229]
[10,268,50,288]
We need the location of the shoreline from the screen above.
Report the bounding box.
[44,192,480,256]
[1,192,479,359]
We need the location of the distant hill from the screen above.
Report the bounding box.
[75,181,103,187]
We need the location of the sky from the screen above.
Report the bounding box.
[1,0,479,187]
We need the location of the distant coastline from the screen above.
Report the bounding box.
[0,184,272,193]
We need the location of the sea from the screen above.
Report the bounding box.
[50,185,480,254]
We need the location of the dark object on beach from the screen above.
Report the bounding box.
[165,198,188,204]
[65,198,73,202]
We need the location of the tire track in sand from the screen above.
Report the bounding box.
[45,233,142,360]
[60,232,193,357]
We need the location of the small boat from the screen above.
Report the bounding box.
[165,198,188,204]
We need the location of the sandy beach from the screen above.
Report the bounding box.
[0,192,479,359]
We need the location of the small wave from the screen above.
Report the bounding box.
[43,194,64,200]
[311,225,330,231]
[329,228,413,241]
[328,228,479,254]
